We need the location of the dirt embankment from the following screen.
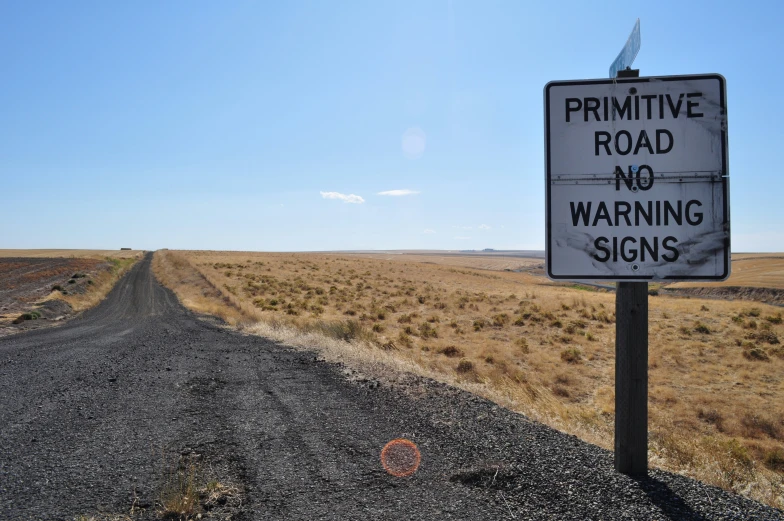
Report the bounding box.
[0,256,139,336]
[663,285,784,306]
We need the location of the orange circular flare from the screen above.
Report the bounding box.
[381,438,421,477]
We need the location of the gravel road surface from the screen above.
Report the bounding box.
[1,253,781,520]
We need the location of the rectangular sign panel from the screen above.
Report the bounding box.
[544,74,729,281]
[609,19,641,79]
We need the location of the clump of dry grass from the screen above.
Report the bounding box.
[159,454,200,520]
[154,250,784,510]
[456,358,475,374]
[157,453,243,521]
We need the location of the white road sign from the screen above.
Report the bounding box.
[544,74,729,281]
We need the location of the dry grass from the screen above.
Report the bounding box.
[152,251,245,325]
[348,252,542,272]
[154,250,784,509]
[159,454,201,520]
[157,453,243,521]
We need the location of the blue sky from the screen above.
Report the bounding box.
[1,1,782,252]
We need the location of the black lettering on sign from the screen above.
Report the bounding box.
[655,201,661,226]
[686,200,703,225]
[633,130,653,155]
[612,97,632,120]
[641,95,655,120]
[615,166,633,191]
[686,92,704,118]
[664,201,682,226]
[590,236,681,264]
[615,165,654,192]
[662,236,679,262]
[595,132,611,156]
[666,93,684,118]
[615,130,632,155]
[621,237,637,262]
[640,237,658,262]
[635,201,652,226]
[564,93,708,122]
[637,165,654,191]
[570,197,704,227]
[565,98,581,122]
[595,131,673,156]
[615,201,631,226]
[592,202,612,227]
[594,237,610,262]
[570,202,592,226]
[656,129,673,154]
[585,98,601,121]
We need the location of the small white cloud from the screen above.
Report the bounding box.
[454,236,471,240]
[377,189,420,196]
[320,191,365,204]
[423,229,436,234]
[478,224,491,230]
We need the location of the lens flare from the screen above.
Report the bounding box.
[401,127,426,159]
[381,438,421,477]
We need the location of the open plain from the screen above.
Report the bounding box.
[1,253,782,520]
[154,249,784,510]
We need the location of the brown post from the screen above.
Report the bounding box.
[614,281,648,474]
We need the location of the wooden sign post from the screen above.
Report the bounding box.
[614,281,648,474]
[612,67,648,475]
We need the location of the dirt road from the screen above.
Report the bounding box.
[0,253,780,520]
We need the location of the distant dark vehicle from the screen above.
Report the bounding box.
[120,248,132,250]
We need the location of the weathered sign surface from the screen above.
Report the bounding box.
[544,74,729,281]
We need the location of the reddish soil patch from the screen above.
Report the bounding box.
[0,257,108,336]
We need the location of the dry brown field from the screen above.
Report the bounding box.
[347,253,542,272]
[153,250,784,509]
[0,249,143,259]
[671,254,784,291]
